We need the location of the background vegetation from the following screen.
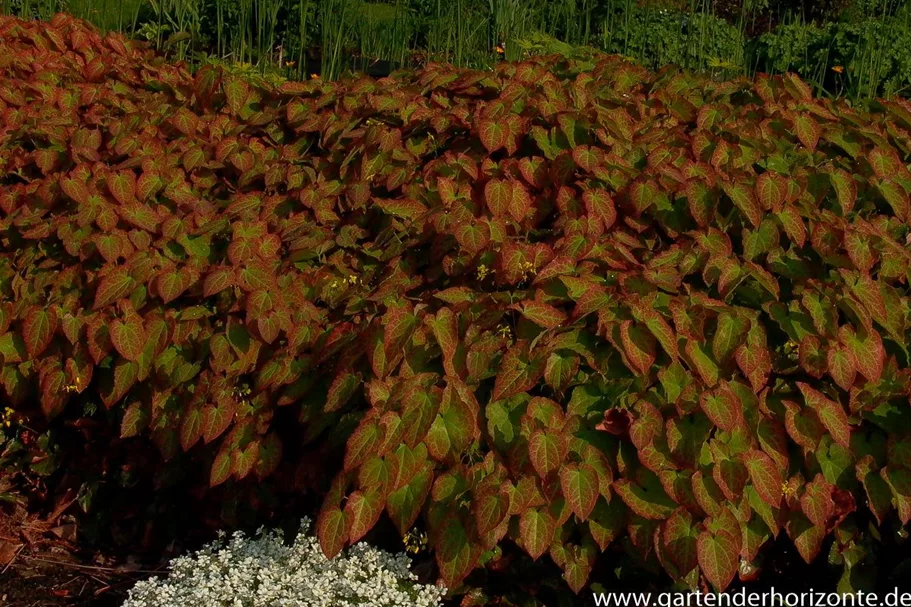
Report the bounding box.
[1,0,910,99]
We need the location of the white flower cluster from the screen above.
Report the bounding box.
[121,519,446,607]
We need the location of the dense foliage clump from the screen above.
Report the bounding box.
[3,13,911,598]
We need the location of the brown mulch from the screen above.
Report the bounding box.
[0,488,165,607]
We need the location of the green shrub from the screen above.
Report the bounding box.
[599,5,746,74]
[4,13,911,602]
[756,14,911,99]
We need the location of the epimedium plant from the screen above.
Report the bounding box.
[2,13,911,599]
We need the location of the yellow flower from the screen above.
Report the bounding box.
[476,264,491,280]
[495,44,505,55]
[310,73,319,80]
[832,65,844,73]
[285,60,297,68]
[403,528,428,554]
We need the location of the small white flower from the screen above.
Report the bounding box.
[121,519,445,607]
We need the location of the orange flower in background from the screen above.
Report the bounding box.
[310,73,319,79]
[832,65,844,73]
[495,44,505,55]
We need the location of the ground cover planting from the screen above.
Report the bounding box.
[2,12,911,603]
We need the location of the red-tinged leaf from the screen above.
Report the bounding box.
[520,508,556,560]
[455,221,490,256]
[620,320,656,375]
[119,401,148,438]
[572,145,602,172]
[684,340,720,387]
[827,344,856,391]
[515,300,566,329]
[582,189,617,230]
[201,402,234,444]
[345,489,384,543]
[436,516,475,589]
[317,507,348,559]
[209,448,233,487]
[641,312,679,361]
[560,464,599,521]
[23,308,57,359]
[344,418,381,472]
[233,441,260,480]
[156,270,188,305]
[60,175,90,204]
[224,77,250,114]
[786,512,825,564]
[869,146,903,179]
[613,478,676,520]
[742,450,783,507]
[663,508,699,576]
[828,169,857,215]
[491,342,544,402]
[756,172,788,211]
[529,430,565,478]
[107,171,137,205]
[697,529,739,591]
[479,119,508,153]
[203,266,235,297]
[685,179,714,226]
[839,326,884,383]
[374,198,427,220]
[797,382,851,449]
[474,485,510,537]
[722,182,762,227]
[877,178,910,221]
[326,372,361,412]
[629,179,667,214]
[712,312,749,365]
[800,474,834,528]
[783,73,813,101]
[93,269,135,310]
[700,387,739,432]
[777,208,806,247]
[110,316,146,362]
[387,464,433,534]
[793,114,820,151]
[180,407,203,451]
[735,337,771,393]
